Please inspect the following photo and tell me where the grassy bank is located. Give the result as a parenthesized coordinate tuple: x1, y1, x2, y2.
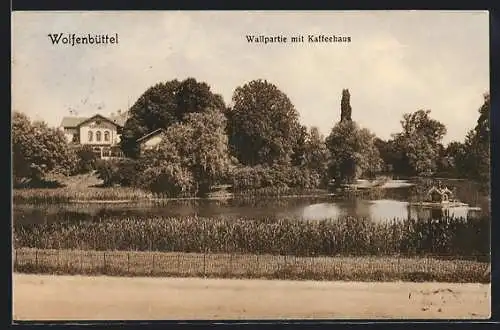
(13, 173, 155, 203)
(13, 187, 332, 204)
(232, 187, 330, 197)
(14, 216, 490, 257)
(14, 248, 490, 283)
(13, 187, 154, 204)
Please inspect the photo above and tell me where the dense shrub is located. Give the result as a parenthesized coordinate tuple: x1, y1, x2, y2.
(71, 146, 98, 175)
(95, 159, 139, 187)
(231, 165, 321, 192)
(136, 163, 196, 197)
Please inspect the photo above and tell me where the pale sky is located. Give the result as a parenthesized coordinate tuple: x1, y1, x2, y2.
(12, 11, 489, 144)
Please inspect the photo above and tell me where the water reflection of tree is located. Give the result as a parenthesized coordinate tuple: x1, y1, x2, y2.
(336, 197, 359, 218)
(355, 200, 371, 219)
(407, 206, 449, 222)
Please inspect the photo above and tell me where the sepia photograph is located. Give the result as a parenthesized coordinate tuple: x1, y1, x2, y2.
(11, 10, 491, 321)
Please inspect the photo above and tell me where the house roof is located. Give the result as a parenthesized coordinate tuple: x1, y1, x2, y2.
(427, 186, 452, 196)
(137, 128, 165, 143)
(61, 112, 128, 128)
(60, 116, 88, 128)
(77, 114, 123, 128)
(440, 187, 453, 195)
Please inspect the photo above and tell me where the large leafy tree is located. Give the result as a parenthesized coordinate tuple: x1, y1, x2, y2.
(326, 120, 382, 184)
(392, 110, 447, 176)
(291, 125, 308, 167)
(12, 111, 74, 182)
(438, 141, 469, 177)
(303, 127, 330, 175)
(289, 126, 330, 187)
(463, 93, 490, 185)
(176, 110, 233, 193)
(120, 78, 226, 158)
(373, 138, 402, 173)
(325, 89, 381, 183)
(138, 109, 232, 196)
(227, 79, 302, 166)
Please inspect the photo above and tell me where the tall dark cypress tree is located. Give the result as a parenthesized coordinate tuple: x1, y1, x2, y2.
(340, 89, 352, 122)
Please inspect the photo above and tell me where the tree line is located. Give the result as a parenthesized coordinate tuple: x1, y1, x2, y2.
(12, 77, 490, 195)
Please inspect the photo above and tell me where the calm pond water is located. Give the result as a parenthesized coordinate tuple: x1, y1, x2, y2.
(14, 179, 489, 225)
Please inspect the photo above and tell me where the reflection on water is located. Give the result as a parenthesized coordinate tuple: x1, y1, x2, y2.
(368, 200, 410, 222)
(380, 180, 415, 188)
(300, 203, 342, 221)
(14, 179, 488, 225)
(14, 198, 484, 225)
(301, 199, 481, 222)
(353, 179, 414, 189)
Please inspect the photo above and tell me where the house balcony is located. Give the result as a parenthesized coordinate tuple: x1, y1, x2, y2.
(69, 144, 126, 159)
(94, 145, 126, 159)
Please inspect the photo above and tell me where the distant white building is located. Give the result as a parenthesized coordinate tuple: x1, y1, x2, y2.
(60, 111, 128, 159)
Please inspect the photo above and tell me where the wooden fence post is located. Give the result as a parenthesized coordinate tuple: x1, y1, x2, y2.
(203, 252, 206, 276)
(14, 250, 18, 269)
(103, 252, 106, 272)
(337, 257, 342, 277)
(229, 254, 233, 274)
(127, 253, 130, 273)
(152, 254, 155, 274)
(35, 250, 38, 268)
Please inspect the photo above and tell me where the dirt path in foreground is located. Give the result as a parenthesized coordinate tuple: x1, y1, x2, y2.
(13, 274, 490, 320)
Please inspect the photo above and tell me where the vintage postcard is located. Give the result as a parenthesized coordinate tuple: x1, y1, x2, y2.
(11, 10, 491, 321)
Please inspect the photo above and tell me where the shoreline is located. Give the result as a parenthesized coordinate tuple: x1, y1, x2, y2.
(14, 193, 338, 205)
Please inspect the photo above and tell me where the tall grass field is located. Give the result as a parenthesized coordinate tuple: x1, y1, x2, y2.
(14, 215, 489, 257)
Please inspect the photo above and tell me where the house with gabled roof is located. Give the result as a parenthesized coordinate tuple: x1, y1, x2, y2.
(136, 128, 165, 152)
(60, 111, 128, 159)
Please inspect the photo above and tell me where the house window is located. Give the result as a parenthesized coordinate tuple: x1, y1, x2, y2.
(104, 131, 110, 142)
(96, 131, 102, 142)
(88, 131, 93, 142)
